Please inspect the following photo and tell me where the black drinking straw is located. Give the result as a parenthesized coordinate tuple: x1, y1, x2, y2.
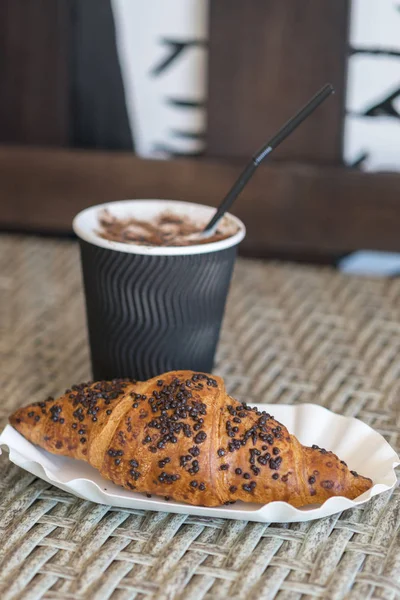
(203, 83, 335, 234)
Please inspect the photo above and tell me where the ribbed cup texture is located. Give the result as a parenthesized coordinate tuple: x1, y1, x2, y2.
(79, 240, 237, 380)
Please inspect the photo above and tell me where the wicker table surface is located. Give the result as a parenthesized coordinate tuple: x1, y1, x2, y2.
(0, 234, 399, 600)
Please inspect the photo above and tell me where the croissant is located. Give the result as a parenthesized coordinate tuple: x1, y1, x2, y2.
(9, 370, 372, 507)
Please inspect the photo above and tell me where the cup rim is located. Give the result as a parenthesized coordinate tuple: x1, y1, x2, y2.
(72, 199, 246, 256)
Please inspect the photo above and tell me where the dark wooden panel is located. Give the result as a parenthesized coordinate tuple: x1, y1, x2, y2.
(207, 0, 349, 164)
(1, 147, 400, 258)
(70, 0, 134, 150)
(0, 0, 70, 146)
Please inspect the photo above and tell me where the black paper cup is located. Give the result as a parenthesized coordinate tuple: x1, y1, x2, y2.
(73, 199, 245, 381)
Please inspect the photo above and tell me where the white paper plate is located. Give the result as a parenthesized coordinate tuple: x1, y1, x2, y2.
(1, 403, 398, 523)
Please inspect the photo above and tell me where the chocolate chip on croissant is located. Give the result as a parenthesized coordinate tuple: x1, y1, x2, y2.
(9, 371, 372, 507)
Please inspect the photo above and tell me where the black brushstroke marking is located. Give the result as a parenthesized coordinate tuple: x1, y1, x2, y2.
(151, 39, 207, 76)
(152, 143, 205, 158)
(170, 129, 206, 140)
(350, 47, 400, 59)
(364, 87, 400, 119)
(167, 98, 206, 109)
(347, 151, 369, 169)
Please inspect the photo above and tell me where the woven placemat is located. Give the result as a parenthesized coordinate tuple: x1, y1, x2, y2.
(0, 234, 399, 600)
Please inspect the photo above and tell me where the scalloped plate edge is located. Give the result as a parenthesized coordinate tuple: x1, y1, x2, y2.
(1, 403, 399, 523)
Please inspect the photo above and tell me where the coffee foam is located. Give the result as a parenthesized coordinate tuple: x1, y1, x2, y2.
(97, 209, 239, 247)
